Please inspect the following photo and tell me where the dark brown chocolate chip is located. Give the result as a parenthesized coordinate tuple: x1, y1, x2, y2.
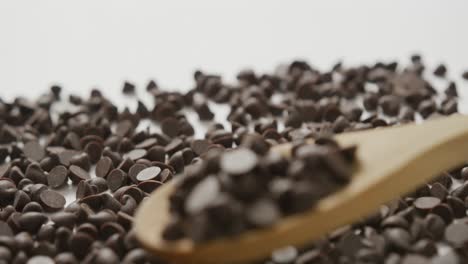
(47, 165, 68, 188)
(137, 180, 163, 193)
(76, 181, 95, 199)
(13, 190, 31, 211)
(430, 182, 448, 200)
(134, 138, 158, 149)
(146, 146, 166, 162)
(432, 203, 454, 224)
(413, 196, 441, 211)
(124, 149, 147, 161)
(168, 151, 185, 174)
(68, 165, 90, 184)
(87, 177, 108, 193)
(185, 176, 220, 215)
(84, 141, 103, 164)
(128, 163, 148, 183)
(446, 196, 465, 218)
(39, 189, 66, 211)
(462, 71, 468, 80)
(412, 239, 437, 257)
(22, 202, 44, 213)
(100, 193, 121, 212)
(122, 81, 136, 95)
(55, 252, 78, 264)
(433, 64, 447, 77)
(25, 163, 47, 185)
(69, 232, 94, 259)
(220, 148, 258, 175)
(96, 157, 114, 178)
(379, 95, 400, 116)
(401, 254, 429, 264)
(445, 222, 468, 246)
(94, 247, 120, 263)
(0, 221, 13, 237)
(191, 139, 211, 156)
(383, 228, 411, 250)
(136, 166, 161, 182)
(271, 246, 298, 264)
(115, 120, 134, 138)
(23, 141, 45, 161)
(69, 152, 91, 171)
(100, 222, 125, 239)
(107, 169, 127, 192)
(246, 198, 280, 227)
(27, 255, 55, 264)
(18, 212, 48, 233)
(159, 168, 173, 183)
(57, 149, 81, 167)
(161, 117, 181, 138)
(50, 212, 77, 229)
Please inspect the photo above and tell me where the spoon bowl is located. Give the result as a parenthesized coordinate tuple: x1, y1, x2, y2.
(135, 114, 468, 264)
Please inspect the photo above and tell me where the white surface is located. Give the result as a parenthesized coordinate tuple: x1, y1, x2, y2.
(1, 0, 468, 102)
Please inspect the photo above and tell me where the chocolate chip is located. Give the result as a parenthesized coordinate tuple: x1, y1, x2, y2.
(137, 180, 163, 193)
(146, 146, 166, 162)
(27, 256, 55, 264)
(430, 182, 448, 200)
(107, 169, 127, 192)
(433, 64, 447, 77)
(122, 81, 135, 95)
(191, 139, 211, 156)
(39, 189, 66, 211)
(220, 148, 258, 175)
(246, 198, 280, 227)
(68, 232, 93, 259)
(161, 117, 181, 138)
(115, 120, 134, 138)
(414, 196, 441, 212)
(401, 254, 429, 264)
(0, 221, 13, 237)
(47, 165, 68, 189)
(185, 176, 221, 215)
(128, 163, 147, 183)
(18, 212, 48, 233)
(76, 181, 95, 199)
(271, 246, 298, 264)
(432, 203, 454, 224)
(23, 141, 45, 162)
(94, 247, 120, 264)
(50, 212, 77, 229)
(462, 71, 468, 80)
(88, 177, 108, 193)
(379, 95, 400, 116)
(134, 138, 158, 150)
(96, 157, 114, 178)
(124, 149, 147, 161)
(135, 166, 161, 182)
(68, 165, 90, 184)
(445, 222, 468, 246)
(168, 151, 185, 173)
(383, 228, 411, 250)
(13, 190, 31, 211)
(84, 142, 103, 164)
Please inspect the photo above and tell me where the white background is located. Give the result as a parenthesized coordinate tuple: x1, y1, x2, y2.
(0, 0, 468, 101)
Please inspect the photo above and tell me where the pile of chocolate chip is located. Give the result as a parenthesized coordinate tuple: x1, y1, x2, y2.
(163, 138, 356, 243)
(0, 55, 467, 264)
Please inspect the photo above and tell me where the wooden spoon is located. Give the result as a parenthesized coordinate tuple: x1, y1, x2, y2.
(135, 114, 468, 264)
